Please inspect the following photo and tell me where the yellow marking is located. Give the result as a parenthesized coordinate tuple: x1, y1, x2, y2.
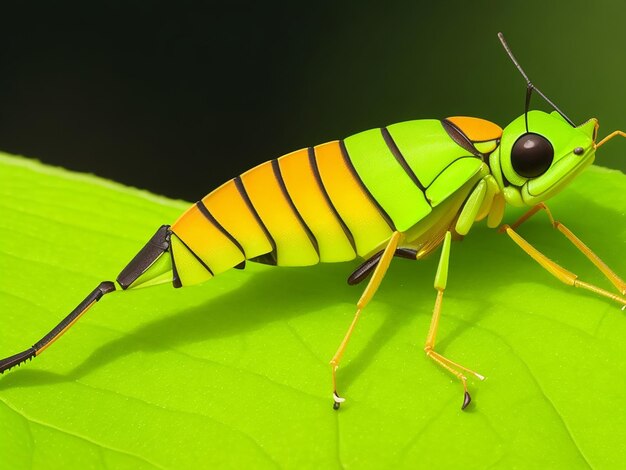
(36, 300, 97, 355)
(315, 141, 392, 257)
(170, 234, 213, 286)
(172, 205, 244, 274)
(446, 116, 503, 142)
(240, 160, 319, 266)
(201, 179, 272, 260)
(474, 139, 498, 154)
(278, 148, 355, 262)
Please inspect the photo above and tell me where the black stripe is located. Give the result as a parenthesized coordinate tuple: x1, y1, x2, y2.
(473, 137, 501, 144)
(196, 200, 247, 258)
(440, 119, 484, 160)
(172, 233, 214, 276)
(381, 127, 426, 192)
(339, 139, 396, 231)
(271, 159, 320, 256)
(168, 229, 183, 287)
(170, 248, 182, 288)
(233, 176, 277, 254)
(308, 147, 357, 254)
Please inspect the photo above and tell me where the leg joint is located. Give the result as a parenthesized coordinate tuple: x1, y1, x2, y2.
(117, 225, 171, 289)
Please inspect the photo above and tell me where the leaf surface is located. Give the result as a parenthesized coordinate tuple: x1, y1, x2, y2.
(1, 153, 625, 469)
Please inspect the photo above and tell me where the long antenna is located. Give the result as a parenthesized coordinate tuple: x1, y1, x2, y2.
(497, 32, 575, 128)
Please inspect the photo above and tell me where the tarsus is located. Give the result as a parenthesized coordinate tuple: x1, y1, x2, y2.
(0, 281, 116, 375)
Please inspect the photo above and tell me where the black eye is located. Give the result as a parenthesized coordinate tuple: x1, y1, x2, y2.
(511, 133, 554, 178)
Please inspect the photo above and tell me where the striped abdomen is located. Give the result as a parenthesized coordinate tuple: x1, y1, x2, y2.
(170, 117, 502, 287)
(170, 141, 394, 286)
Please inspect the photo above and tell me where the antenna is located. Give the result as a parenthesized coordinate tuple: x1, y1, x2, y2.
(497, 32, 575, 128)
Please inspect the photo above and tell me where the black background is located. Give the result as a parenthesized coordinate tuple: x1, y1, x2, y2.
(1, 1, 624, 202)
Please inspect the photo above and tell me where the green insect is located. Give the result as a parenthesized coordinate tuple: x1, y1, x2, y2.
(1, 33, 624, 410)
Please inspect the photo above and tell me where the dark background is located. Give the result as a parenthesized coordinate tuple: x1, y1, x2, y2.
(1, 0, 624, 202)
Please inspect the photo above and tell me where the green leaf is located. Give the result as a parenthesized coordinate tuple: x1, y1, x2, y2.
(0, 153, 624, 469)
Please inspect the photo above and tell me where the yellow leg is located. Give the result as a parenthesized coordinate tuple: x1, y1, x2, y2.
(505, 203, 625, 295)
(501, 224, 626, 306)
(424, 231, 484, 410)
(330, 231, 402, 409)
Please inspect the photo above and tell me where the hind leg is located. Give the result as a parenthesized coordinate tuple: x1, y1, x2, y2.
(330, 231, 402, 409)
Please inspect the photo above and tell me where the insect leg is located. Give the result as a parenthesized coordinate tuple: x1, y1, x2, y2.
(423, 231, 485, 410)
(0, 282, 117, 374)
(330, 231, 402, 409)
(505, 203, 625, 295)
(0, 225, 172, 375)
(501, 224, 626, 306)
(347, 247, 417, 285)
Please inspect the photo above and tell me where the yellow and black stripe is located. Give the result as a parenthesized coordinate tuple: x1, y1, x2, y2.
(170, 141, 394, 286)
(170, 117, 502, 287)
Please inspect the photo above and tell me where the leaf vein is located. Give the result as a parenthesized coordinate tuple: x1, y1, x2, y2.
(0, 396, 166, 470)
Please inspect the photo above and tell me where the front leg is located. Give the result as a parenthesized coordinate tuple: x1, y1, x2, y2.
(500, 223, 626, 307)
(503, 203, 625, 296)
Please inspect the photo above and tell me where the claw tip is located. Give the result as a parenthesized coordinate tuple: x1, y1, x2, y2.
(462, 391, 472, 410)
(332, 391, 345, 410)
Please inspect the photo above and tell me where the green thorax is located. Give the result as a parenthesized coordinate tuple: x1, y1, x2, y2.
(344, 120, 485, 232)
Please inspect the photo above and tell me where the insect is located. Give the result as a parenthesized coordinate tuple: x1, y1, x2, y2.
(1, 33, 624, 411)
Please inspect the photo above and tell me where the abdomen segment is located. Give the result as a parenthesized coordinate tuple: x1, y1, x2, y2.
(170, 141, 395, 286)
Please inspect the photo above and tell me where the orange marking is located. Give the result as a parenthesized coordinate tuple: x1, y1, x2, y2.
(240, 160, 319, 266)
(315, 141, 392, 256)
(278, 148, 355, 262)
(172, 205, 244, 274)
(201, 179, 273, 260)
(446, 116, 502, 142)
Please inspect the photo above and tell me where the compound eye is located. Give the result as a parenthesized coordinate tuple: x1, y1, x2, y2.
(510, 133, 554, 178)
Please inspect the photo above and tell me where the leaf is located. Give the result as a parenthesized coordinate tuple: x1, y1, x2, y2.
(0, 153, 625, 469)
